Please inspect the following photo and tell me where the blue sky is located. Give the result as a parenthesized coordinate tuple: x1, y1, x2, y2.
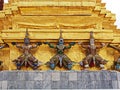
(4, 0, 120, 29)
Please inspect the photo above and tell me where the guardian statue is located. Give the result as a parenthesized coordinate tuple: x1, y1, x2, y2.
(79, 31, 107, 69)
(44, 30, 75, 70)
(12, 30, 42, 70)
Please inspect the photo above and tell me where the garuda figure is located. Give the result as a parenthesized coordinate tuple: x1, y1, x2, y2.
(12, 30, 42, 70)
(44, 30, 75, 70)
(79, 31, 107, 69)
(108, 44, 120, 70)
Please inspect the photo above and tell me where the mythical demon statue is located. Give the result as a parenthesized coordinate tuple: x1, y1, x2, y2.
(12, 30, 42, 70)
(44, 30, 75, 70)
(79, 31, 107, 69)
(108, 44, 120, 70)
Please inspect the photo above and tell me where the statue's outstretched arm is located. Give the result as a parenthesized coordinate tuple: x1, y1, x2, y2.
(11, 42, 22, 49)
(65, 42, 76, 49)
(96, 43, 109, 49)
(108, 44, 120, 52)
(44, 42, 56, 48)
(16, 44, 23, 49)
(78, 42, 88, 48)
(31, 42, 42, 49)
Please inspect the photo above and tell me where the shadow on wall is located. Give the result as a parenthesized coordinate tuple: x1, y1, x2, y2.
(0, 0, 4, 10)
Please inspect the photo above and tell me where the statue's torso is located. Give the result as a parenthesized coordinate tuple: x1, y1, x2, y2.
(56, 45, 65, 54)
(22, 45, 32, 55)
(88, 45, 97, 55)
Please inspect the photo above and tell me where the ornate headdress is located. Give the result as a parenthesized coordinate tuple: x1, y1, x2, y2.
(90, 31, 95, 46)
(24, 29, 30, 45)
(58, 29, 64, 44)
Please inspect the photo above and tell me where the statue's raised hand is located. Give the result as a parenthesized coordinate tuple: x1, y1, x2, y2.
(101, 43, 110, 47)
(44, 42, 50, 44)
(11, 42, 16, 45)
(69, 42, 76, 46)
(78, 42, 82, 45)
(37, 42, 42, 46)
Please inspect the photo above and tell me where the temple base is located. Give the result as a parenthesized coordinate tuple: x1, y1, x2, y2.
(0, 70, 119, 89)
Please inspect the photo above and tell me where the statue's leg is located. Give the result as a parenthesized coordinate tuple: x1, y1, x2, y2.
(62, 54, 73, 70)
(13, 54, 24, 70)
(32, 58, 39, 70)
(114, 57, 120, 70)
(13, 54, 23, 62)
(17, 63, 21, 70)
(27, 54, 39, 70)
(49, 54, 59, 70)
(16, 59, 22, 70)
(83, 55, 92, 68)
(80, 57, 85, 67)
(17, 54, 25, 67)
(95, 55, 107, 69)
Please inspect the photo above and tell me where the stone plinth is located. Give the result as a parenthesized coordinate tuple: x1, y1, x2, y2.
(0, 70, 120, 89)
